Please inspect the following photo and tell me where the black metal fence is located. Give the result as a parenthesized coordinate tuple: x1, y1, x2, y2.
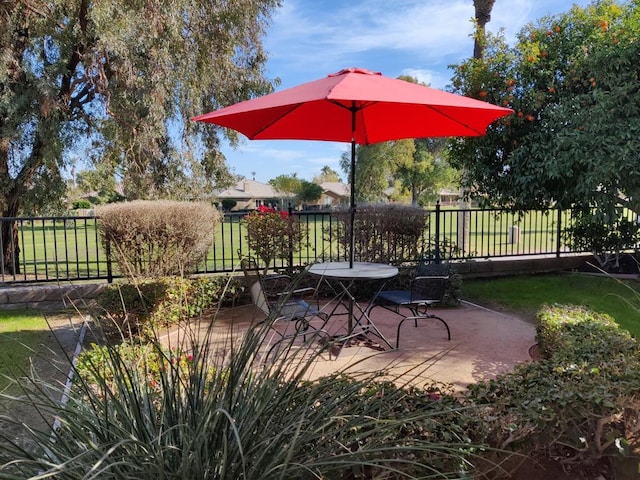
(0, 205, 585, 284)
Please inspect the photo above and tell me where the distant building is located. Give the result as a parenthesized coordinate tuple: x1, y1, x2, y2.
(217, 179, 293, 211)
(316, 182, 350, 208)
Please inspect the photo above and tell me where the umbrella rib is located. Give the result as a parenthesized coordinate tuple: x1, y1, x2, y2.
(425, 105, 485, 135)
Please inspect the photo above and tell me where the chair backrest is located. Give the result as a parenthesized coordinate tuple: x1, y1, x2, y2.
(412, 258, 450, 303)
(411, 276, 447, 303)
(416, 260, 450, 277)
(240, 257, 270, 315)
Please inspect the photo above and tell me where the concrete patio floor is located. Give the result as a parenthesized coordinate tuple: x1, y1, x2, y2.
(161, 299, 537, 393)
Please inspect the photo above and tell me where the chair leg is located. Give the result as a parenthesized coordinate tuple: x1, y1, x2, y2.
(396, 314, 451, 349)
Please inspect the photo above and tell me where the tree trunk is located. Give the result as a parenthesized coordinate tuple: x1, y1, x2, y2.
(1, 192, 21, 275)
(462, 0, 497, 255)
(473, 0, 496, 59)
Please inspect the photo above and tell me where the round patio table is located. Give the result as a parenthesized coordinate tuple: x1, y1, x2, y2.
(308, 261, 398, 348)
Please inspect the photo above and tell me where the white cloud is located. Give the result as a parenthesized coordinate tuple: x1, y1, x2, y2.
(266, 0, 478, 82)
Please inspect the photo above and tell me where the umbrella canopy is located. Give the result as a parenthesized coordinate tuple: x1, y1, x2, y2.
(193, 67, 512, 266)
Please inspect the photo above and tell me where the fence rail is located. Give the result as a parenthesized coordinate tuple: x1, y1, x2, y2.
(0, 205, 587, 284)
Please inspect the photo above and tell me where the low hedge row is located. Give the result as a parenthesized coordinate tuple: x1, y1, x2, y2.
(467, 304, 640, 475)
(95, 275, 244, 337)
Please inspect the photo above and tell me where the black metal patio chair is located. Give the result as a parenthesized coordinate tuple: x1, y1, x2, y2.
(368, 258, 452, 349)
(240, 256, 330, 360)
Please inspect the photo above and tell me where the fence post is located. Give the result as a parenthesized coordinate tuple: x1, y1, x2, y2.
(288, 203, 294, 274)
(556, 206, 563, 258)
(434, 200, 441, 263)
(106, 238, 113, 283)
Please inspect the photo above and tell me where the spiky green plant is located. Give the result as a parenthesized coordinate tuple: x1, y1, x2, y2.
(0, 275, 481, 479)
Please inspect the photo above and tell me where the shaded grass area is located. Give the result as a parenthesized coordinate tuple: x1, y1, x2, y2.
(0, 310, 49, 391)
(462, 273, 640, 337)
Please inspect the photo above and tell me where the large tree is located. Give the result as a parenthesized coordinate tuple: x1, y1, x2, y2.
(0, 0, 279, 272)
(312, 165, 341, 183)
(340, 140, 414, 203)
(396, 139, 458, 206)
(449, 0, 639, 221)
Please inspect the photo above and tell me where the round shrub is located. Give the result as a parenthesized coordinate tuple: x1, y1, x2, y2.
(97, 200, 220, 278)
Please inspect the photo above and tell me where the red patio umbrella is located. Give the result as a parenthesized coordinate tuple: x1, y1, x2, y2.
(193, 67, 512, 267)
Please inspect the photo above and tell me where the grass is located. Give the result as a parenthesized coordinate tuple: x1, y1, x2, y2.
(462, 272, 640, 337)
(0, 310, 49, 390)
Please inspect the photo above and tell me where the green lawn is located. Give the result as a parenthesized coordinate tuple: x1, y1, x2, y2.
(0, 310, 50, 391)
(462, 273, 640, 337)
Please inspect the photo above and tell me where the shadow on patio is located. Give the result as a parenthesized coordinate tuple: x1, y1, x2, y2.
(159, 299, 537, 393)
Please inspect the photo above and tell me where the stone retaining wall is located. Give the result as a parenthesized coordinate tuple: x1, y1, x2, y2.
(454, 254, 592, 279)
(0, 283, 106, 311)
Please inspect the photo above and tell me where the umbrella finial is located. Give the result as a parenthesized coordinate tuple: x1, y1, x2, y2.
(328, 67, 382, 77)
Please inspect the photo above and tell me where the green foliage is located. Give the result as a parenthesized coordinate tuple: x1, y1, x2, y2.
(95, 275, 244, 336)
(564, 212, 640, 268)
(98, 200, 220, 278)
(0, 0, 278, 220)
(221, 198, 237, 211)
(312, 165, 341, 183)
(396, 138, 458, 206)
(268, 173, 301, 195)
(297, 180, 323, 204)
(71, 199, 92, 210)
(243, 205, 307, 271)
(468, 304, 640, 469)
(449, 1, 640, 220)
(341, 140, 415, 203)
(332, 204, 428, 264)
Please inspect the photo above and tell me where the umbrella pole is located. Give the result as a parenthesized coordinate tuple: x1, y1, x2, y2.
(349, 104, 357, 269)
(349, 138, 356, 268)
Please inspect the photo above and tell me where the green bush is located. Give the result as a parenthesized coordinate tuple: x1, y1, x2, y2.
(72, 199, 92, 209)
(97, 200, 220, 278)
(243, 205, 307, 272)
(95, 275, 244, 336)
(220, 198, 237, 211)
(467, 304, 640, 473)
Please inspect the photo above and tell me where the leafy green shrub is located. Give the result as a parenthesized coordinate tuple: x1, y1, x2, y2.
(536, 304, 637, 360)
(563, 213, 640, 270)
(331, 204, 428, 264)
(97, 200, 220, 278)
(95, 275, 244, 336)
(220, 198, 237, 211)
(467, 304, 640, 473)
(95, 280, 168, 336)
(72, 199, 92, 209)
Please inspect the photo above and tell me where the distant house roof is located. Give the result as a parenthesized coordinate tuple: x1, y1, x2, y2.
(320, 182, 350, 197)
(217, 179, 291, 200)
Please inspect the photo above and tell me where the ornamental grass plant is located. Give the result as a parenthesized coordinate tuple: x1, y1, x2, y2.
(0, 273, 480, 479)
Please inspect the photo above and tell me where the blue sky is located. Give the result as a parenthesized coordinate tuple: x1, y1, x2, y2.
(219, 0, 593, 184)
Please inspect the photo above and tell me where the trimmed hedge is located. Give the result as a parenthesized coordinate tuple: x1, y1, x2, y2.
(97, 200, 220, 278)
(467, 304, 640, 474)
(95, 275, 244, 337)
